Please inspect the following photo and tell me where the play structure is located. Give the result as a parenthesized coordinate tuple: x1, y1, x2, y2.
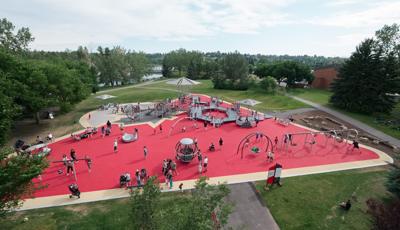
(122, 99, 177, 122)
(122, 130, 138, 143)
(281, 128, 359, 153)
(174, 95, 266, 129)
(175, 138, 199, 162)
(236, 132, 274, 159)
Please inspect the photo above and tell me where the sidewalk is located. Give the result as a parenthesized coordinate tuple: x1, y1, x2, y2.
(288, 95, 400, 148)
(225, 182, 280, 230)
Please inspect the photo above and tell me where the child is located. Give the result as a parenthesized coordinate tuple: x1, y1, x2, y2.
(267, 151, 274, 162)
(203, 156, 208, 172)
(114, 139, 118, 153)
(198, 162, 203, 175)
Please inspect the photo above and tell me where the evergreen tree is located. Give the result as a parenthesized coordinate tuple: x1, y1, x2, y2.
(330, 38, 400, 114)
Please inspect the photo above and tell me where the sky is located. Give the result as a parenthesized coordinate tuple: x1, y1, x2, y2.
(1, 0, 400, 57)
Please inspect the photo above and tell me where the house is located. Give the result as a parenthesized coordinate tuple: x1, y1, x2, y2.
(311, 67, 338, 90)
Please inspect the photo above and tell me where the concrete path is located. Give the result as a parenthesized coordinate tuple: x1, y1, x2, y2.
(225, 182, 280, 230)
(288, 95, 400, 148)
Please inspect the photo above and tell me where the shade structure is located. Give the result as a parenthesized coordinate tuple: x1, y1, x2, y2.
(166, 77, 200, 93)
(166, 77, 200, 86)
(238, 99, 261, 107)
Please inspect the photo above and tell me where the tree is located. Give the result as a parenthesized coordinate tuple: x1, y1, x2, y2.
(375, 23, 400, 57)
(130, 176, 161, 229)
(386, 167, 400, 199)
(330, 38, 400, 114)
(0, 18, 34, 52)
(213, 52, 249, 90)
(127, 52, 151, 83)
(260, 76, 278, 93)
(0, 148, 48, 216)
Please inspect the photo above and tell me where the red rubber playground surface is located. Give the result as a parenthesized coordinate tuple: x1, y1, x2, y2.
(32, 105, 379, 198)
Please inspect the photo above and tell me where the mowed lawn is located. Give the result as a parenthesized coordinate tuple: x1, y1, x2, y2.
(255, 168, 389, 230)
(143, 80, 308, 111)
(288, 88, 400, 140)
(2, 169, 388, 230)
(0, 192, 192, 230)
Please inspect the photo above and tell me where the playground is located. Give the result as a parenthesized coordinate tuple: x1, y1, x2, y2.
(24, 94, 392, 209)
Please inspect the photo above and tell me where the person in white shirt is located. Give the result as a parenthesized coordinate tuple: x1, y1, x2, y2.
(114, 139, 118, 153)
(203, 156, 209, 172)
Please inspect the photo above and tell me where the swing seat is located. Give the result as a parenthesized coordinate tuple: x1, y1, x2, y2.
(251, 146, 260, 153)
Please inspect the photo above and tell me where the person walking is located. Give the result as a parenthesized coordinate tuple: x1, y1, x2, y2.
(114, 139, 118, 153)
(159, 124, 163, 133)
(267, 151, 274, 162)
(219, 137, 223, 150)
(203, 156, 208, 172)
(197, 150, 203, 163)
(171, 160, 178, 175)
(135, 169, 141, 187)
(107, 120, 112, 129)
(167, 170, 173, 189)
(198, 162, 203, 175)
(143, 146, 148, 159)
(274, 136, 278, 149)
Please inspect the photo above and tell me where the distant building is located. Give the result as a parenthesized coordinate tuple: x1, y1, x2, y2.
(311, 67, 338, 90)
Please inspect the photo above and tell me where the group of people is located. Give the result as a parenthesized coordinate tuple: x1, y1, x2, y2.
(162, 159, 178, 189)
(61, 149, 92, 176)
(196, 151, 209, 174)
(120, 168, 148, 188)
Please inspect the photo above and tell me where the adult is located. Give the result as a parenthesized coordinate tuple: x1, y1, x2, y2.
(171, 160, 178, 175)
(66, 160, 74, 176)
(47, 133, 53, 142)
(219, 137, 223, 149)
(159, 124, 163, 133)
(198, 162, 203, 175)
(36, 135, 43, 144)
(203, 156, 208, 172)
(62, 154, 68, 167)
(209, 143, 215, 152)
(70, 149, 77, 162)
(106, 120, 112, 129)
(351, 140, 360, 152)
(339, 199, 352, 211)
(204, 121, 208, 130)
(197, 151, 203, 163)
(274, 136, 278, 149)
(167, 170, 173, 189)
(135, 169, 141, 187)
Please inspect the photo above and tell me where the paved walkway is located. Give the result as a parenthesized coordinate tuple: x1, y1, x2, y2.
(225, 183, 280, 230)
(288, 95, 400, 148)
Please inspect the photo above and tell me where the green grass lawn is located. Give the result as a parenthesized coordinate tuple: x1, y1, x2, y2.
(144, 80, 308, 111)
(288, 88, 333, 105)
(255, 168, 389, 230)
(0, 192, 191, 230)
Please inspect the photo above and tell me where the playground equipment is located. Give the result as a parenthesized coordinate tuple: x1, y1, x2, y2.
(236, 132, 274, 159)
(281, 129, 359, 153)
(185, 95, 265, 128)
(175, 138, 199, 163)
(122, 131, 138, 143)
(122, 100, 176, 122)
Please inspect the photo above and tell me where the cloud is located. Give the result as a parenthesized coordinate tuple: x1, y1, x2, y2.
(0, 0, 293, 50)
(313, 1, 400, 28)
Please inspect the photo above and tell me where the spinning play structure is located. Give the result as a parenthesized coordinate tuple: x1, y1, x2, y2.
(21, 93, 393, 210)
(175, 138, 199, 162)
